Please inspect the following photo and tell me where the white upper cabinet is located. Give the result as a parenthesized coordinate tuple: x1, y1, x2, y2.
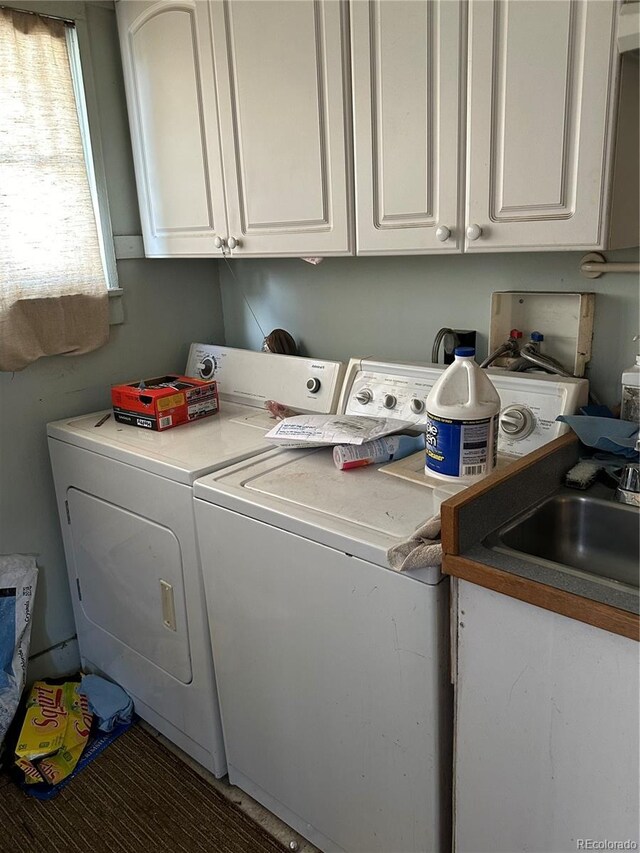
(465, 0, 620, 252)
(117, 0, 352, 258)
(117, 0, 635, 258)
(351, 0, 464, 254)
(209, 0, 352, 256)
(116, 0, 228, 257)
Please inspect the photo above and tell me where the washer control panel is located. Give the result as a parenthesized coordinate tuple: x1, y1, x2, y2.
(339, 359, 588, 458)
(186, 344, 345, 413)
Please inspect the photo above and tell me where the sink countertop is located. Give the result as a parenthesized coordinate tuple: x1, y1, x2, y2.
(441, 433, 640, 641)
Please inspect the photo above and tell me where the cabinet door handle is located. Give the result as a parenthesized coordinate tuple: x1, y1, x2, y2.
(213, 236, 226, 250)
(227, 236, 240, 250)
(435, 225, 451, 242)
(466, 223, 483, 241)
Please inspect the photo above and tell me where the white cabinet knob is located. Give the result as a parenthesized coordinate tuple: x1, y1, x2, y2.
(227, 236, 239, 249)
(213, 236, 225, 250)
(435, 225, 451, 242)
(466, 223, 483, 241)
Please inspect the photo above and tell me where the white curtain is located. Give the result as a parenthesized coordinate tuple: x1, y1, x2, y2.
(0, 7, 108, 372)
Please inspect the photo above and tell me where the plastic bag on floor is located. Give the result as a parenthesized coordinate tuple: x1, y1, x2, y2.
(0, 555, 38, 753)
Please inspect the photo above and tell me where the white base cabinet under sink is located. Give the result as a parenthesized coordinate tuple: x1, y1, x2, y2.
(453, 581, 639, 853)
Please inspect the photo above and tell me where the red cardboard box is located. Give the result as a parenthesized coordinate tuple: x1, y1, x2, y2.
(111, 374, 219, 431)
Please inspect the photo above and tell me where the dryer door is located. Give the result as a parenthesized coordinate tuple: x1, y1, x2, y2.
(67, 488, 192, 684)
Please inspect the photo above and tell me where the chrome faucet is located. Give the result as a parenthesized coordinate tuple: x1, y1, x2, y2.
(613, 462, 640, 506)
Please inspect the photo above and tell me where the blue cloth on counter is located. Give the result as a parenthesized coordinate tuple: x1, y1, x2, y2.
(556, 415, 639, 459)
(578, 404, 615, 419)
(79, 674, 134, 732)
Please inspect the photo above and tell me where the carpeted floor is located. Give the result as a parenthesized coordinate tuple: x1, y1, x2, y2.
(0, 724, 286, 853)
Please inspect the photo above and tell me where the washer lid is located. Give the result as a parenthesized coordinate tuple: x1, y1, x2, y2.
(194, 447, 439, 577)
(47, 404, 277, 484)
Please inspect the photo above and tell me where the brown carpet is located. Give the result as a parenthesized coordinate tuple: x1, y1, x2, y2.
(0, 724, 286, 853)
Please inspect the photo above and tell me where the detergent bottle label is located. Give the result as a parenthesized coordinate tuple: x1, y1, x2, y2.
(426, 413, 497, 478)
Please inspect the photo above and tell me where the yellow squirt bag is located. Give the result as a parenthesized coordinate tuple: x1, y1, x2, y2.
(15, 680, 93, 785)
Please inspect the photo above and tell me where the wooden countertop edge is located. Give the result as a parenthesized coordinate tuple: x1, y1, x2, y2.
(443, 554, 640, 642)
(441, 433, 578, 555)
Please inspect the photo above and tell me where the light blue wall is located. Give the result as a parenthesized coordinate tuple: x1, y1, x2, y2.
(0, 3, 222, 674)
(220, 249, 640, 409)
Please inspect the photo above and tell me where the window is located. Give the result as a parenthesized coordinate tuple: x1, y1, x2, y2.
(0, 6, 116, 371)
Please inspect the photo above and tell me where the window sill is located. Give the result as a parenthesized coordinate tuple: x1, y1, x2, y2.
(108, 288, 124, 325)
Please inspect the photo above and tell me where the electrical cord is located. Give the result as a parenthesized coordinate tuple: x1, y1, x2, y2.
(431, 327, 455, 363)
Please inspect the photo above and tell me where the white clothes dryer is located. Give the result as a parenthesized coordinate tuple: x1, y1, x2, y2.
(47, 345, 344, 776)
(193, 359, 588, 849)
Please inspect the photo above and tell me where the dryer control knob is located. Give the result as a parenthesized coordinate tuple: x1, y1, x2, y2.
(306, 377, 321, 393)
(198, 357, 215, 379)
(383, 394, 397, 410)
(500, 405, 534, 439)
(355, 389, 373, 405)
(410, 398, 425, 414)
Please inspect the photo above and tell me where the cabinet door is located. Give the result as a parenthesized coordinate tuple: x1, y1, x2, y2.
(454, 582, 640, 852)
(67, 488, 192, 684)
(116, 0, 227, 256)
(465, 0, 617, 252)
(351, 0, 464, 254)
(210, 0, 352, 257)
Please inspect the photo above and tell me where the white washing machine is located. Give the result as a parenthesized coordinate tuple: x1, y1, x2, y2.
(47, 345, 344, 776)
(193, 359, 588, 850)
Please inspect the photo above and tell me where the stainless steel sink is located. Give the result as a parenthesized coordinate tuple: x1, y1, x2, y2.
(485, 491, 640, 591)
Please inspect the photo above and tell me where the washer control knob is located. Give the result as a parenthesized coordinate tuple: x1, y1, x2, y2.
(198, 357, 215, 379)
(383, 394, 397, 410)
(355, 389, 373, 405)
(306, 377, 321, 394)
(500, 405, 534, 439)
(410, 398, 425, 414)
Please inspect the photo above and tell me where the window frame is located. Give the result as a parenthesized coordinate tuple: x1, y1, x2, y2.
(2, 0, 120, 292)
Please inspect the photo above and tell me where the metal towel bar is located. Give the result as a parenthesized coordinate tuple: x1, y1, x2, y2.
(580, 252, 640, 278)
